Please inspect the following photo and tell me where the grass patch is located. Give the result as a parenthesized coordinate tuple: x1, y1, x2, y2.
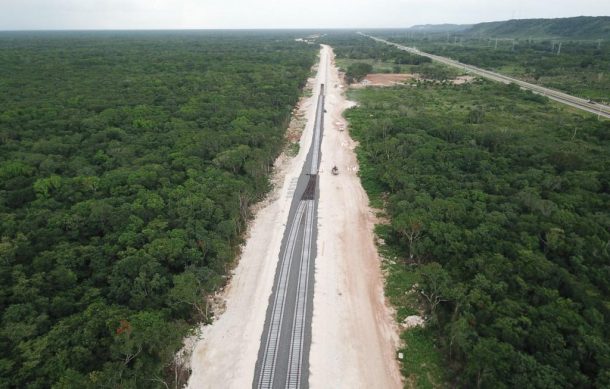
(287, 142, 300, 157)
(399, 327, 446, 389)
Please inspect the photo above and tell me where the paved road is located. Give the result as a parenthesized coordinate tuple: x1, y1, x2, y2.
(361, 33, 610, 119)
(253, 78, 327, 387)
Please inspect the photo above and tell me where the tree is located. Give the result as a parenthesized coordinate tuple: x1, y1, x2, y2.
(418, 262, 452, 319)
(168, 271, 210, 322)
(346, 62, 373, 83)
(393, 213, 423, 263)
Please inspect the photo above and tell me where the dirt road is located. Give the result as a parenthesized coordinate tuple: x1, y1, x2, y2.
(308, 46, 402, 389)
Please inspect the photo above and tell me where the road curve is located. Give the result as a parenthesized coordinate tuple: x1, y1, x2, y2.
(254, 57, 328, 388)
(361, 33, 610, 119)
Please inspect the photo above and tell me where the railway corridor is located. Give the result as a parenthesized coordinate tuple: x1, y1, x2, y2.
(253, 75, 326, 388)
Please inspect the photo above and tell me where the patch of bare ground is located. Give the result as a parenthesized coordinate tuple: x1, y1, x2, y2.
(352, 73, 416, 88)
(351, 73, 476, 88)
(452, 75, 476, 85)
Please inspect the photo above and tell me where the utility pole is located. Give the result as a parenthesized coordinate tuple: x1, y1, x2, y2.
(494, 38, 498, 50)
(597, 39, 602, 50)
(557, 42, 562, 55)
(512, 39, 516, 51)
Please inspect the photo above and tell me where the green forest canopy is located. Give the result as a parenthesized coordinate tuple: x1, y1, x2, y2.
(0, 31, 317, 388)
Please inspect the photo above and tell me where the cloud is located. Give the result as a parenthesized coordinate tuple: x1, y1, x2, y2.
(0, 0, 608, 30)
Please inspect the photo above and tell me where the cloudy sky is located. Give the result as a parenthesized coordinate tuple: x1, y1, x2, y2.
(1, 0, 609, 30)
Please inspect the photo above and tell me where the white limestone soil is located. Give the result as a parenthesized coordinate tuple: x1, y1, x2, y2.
(186, 47, 327, 389)
(308, 46, 402, 389)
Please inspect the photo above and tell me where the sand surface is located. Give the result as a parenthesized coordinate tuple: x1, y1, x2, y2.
(308, 46, 402, 388)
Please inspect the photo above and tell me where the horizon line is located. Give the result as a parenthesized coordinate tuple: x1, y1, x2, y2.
(1, 15, 608, 33)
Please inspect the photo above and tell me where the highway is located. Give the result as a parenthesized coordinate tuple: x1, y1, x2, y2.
(253, 68, 327, 387)
(361, 33, 610, 119)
